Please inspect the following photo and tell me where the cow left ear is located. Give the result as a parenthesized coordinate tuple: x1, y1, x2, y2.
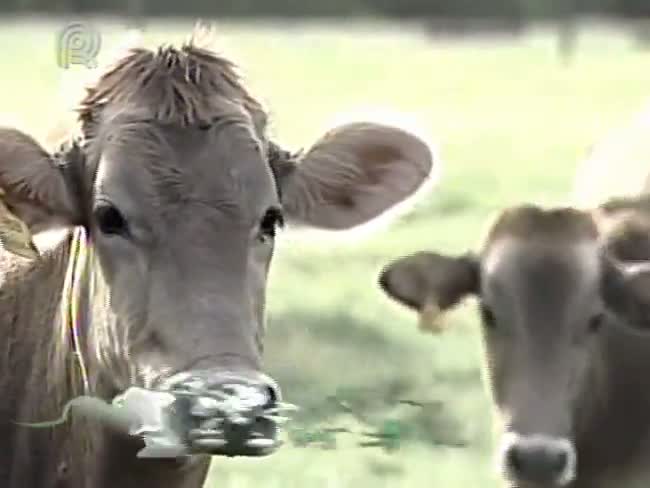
(272, 121, 436, 230)
(0, 127, 83, 259)
(378, 251, 479, 334)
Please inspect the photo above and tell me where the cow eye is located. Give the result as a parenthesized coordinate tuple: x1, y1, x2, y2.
(94, 203, 129, 237)
(588, 312, 605, 334)
(480, 303, 497, 329)
(258, 206, 284, 242)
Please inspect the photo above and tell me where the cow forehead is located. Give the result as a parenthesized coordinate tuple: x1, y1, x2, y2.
(481, 238, 603, 331)
(94, 119, 277, 222)
(482, 237, 600, 291)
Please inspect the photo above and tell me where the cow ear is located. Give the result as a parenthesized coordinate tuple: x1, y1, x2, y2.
(378, 251, 479, 335)
(601, 255, 650, 332)
(273, 121, 436, 231)
(0, 127, 82, 259)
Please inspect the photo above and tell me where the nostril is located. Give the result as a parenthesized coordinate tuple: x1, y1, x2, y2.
(263, 376, 282, 404)
(264, 385, 278, 407)
(507, 445, 524, 474)
(551, 449, 569, 474)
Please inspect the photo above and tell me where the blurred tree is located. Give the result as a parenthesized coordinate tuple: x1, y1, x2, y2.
(616, 0, 650, 17)
(556, 0, 579, 65)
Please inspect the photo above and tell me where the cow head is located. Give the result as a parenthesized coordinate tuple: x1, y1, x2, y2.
(0, 38, 436, 458)
(378, 203, 650, 486)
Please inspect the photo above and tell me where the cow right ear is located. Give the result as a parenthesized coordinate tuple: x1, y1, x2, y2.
(0, 127, 82, 259)
(600, 255, 650, 332)
(378, 251, 479, 334)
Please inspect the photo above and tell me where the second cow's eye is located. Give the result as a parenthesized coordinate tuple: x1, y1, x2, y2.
(587, 312, 605, 334)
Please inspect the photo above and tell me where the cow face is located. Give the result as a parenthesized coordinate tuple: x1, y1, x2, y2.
(0, 41, 436, 458)
(378, 204, 650, 486)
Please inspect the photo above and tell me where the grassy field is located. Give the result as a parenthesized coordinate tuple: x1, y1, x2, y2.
(1, 16, 649, 487)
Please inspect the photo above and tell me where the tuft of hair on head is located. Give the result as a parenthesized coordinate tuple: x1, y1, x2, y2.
(186, 20, 268, 126)
(281, 106, 441, 248)
(484, 204, 599, 248)
(74, 27, 262, 139)
(45, 27, 146, 149)
(186, 20, 219, 51)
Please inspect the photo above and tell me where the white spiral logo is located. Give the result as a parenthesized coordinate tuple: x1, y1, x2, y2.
(56, 22, 101, 69)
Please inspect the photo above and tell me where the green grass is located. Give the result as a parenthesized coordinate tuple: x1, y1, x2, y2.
(2, 17, 649, 487)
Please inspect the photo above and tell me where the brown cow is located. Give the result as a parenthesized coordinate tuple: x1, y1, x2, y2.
(378, 200, 650, 488)
(0, 32, 436, 488)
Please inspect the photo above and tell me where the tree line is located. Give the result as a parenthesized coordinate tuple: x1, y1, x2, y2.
(3, 0, 649, 20)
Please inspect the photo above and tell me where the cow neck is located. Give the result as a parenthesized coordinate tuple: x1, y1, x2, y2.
(61, 226, 94, 394)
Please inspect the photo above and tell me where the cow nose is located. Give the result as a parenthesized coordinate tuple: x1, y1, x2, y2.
(504, 435, 576, 486)
(165, 370, 289, 457)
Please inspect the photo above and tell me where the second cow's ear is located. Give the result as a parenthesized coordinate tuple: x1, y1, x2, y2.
(598, 215, 650, 332)
(378, 251, 479, 334)
(600, 254, 650, 332)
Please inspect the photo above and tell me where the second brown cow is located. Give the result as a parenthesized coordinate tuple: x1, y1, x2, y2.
(379, 198, 650, 488)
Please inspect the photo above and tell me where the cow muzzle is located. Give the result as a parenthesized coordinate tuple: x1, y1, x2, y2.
(122, 370, 294, 458)
(499, 432, 576, 487)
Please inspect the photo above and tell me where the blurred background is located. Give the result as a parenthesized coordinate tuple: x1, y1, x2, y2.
(1, 1, 649, 487)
